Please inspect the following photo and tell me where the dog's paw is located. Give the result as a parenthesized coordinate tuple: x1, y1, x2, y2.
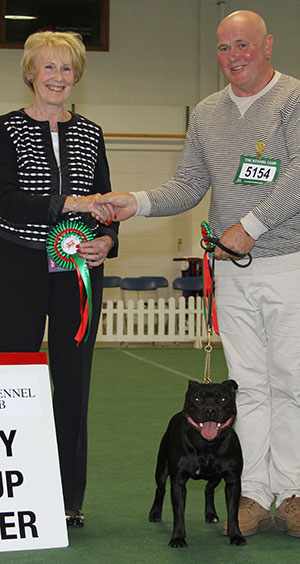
(148, 510, 162, 522)
(168, 537, 187, 548)
(205, 512, 219, 524)
(229, 535, 247, 546)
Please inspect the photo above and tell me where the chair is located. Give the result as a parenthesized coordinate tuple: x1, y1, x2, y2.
(103, 276, 122, 303)
(139, 276, 169, 298)
(103, 276, 122, 288)
(139, 276, 168, 288)
(120, 277, 157, 302)
(172, 276, 203, 297)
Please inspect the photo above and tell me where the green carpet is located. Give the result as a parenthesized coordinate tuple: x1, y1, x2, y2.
(1, 348, 299, 563)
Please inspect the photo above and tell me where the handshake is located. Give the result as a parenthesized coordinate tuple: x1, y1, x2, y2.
(64, 191, 137, 224)
(92, 191, 138, 223)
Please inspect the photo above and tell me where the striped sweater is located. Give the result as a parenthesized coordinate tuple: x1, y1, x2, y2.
(0, 110, 118, 252)
(138, 73, 300, 259)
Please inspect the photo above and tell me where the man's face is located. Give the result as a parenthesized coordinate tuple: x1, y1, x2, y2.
(217, 18, 273, 97)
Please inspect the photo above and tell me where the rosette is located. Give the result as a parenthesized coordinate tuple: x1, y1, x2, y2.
(46, 220, 94, 345)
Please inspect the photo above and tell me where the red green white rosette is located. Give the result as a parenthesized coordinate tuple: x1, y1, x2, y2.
(46, 220, 94, 345)
(47, 219, 94, 269)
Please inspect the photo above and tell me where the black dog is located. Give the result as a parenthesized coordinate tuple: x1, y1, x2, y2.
(149, 379, 246, 547)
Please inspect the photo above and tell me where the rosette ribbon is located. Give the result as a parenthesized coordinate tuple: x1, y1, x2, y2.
(46, 220, 94, 345)
(200, 221, 219, 335)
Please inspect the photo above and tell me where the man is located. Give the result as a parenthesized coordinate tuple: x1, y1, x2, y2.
(95, 11, 300, 537)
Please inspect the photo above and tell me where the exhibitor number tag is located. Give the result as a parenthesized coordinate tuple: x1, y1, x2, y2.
(234, 155, 281, 185)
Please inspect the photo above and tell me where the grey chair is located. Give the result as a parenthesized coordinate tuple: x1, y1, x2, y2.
(139, 276, 169, 298)
(103, 276, 122, 303)
(172, 276, 203, 297)
(103, 276, 122, 288)
(139, 276, 168, 288)
(120, 277, 157, 301)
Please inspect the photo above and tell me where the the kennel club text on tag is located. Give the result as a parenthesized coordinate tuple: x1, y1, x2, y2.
(0, 353, 68, 552)
(234, 155, 281, 185)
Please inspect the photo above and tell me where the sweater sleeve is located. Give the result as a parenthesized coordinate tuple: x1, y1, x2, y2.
(143, 109, 211, 217)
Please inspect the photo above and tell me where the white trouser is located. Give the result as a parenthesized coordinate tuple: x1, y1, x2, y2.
(214, 252, 300, 510)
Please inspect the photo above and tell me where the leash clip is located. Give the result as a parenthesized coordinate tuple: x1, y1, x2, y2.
(203, 327, 213, 384)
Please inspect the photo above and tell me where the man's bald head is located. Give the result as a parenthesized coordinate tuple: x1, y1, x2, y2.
(217, 10, 268, 42)
(216, 10, 273, 96)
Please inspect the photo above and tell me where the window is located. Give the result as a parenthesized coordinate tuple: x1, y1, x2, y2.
(0, 0, 109, 50)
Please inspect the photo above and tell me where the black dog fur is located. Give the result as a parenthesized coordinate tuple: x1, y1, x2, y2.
(148, 379, 246, 547)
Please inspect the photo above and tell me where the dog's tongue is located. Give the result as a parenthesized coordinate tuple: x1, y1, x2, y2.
(201, 421, 218, 440)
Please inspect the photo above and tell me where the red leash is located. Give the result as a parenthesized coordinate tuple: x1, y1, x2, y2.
(203, 252, 219, 336)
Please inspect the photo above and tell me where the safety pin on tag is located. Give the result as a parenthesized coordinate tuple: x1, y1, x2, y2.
(256, 140, 266, 160)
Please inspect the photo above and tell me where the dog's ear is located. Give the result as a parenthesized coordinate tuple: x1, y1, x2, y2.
(188, 379, 199, 390)
(225, 379, 238, 392)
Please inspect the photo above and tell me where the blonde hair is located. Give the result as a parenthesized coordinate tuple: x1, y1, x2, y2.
(21, 31, 86, 89)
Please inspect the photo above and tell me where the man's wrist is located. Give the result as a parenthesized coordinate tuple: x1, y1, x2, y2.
(240, 212, 268, 240)
(130, 191, 151, 216)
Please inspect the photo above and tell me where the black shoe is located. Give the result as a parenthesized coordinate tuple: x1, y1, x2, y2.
(66, 511, 85, 527)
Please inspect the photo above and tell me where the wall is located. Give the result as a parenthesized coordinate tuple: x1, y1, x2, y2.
(0, 0, 299, 292)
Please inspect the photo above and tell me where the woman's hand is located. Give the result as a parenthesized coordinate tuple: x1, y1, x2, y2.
(77, 235, 114, 266)
(63, 194, 114, 224)
(91, 192, 137, 222)
(63, 192, 135, 224)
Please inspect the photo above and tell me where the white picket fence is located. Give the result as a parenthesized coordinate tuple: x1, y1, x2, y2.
(96, 296, 206, 348)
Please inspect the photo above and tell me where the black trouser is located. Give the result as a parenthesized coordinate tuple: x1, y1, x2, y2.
(0, 237, 103, 510)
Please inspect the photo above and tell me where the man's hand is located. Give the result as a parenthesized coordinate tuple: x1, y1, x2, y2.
(92, 192, 137, 222)
(214, 222, 255, 261)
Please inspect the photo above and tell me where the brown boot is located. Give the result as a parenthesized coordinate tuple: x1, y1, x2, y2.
(222, 496, 273, 536)
(274, 495, 300, 537)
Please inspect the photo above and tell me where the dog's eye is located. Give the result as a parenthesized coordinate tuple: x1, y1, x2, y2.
(194, 396, 200, 402)
(220, 396, 227, 403)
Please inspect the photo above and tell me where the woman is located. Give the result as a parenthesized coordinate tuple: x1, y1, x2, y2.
(0, 31, 119, 526)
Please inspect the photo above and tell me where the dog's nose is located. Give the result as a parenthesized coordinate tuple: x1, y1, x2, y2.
(205, 407, 216, 418)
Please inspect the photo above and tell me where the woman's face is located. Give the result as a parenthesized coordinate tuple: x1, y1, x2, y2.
(31, 48, 75, 110)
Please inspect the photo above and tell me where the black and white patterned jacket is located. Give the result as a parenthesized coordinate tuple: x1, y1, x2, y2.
(0, 110, 118, 253)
